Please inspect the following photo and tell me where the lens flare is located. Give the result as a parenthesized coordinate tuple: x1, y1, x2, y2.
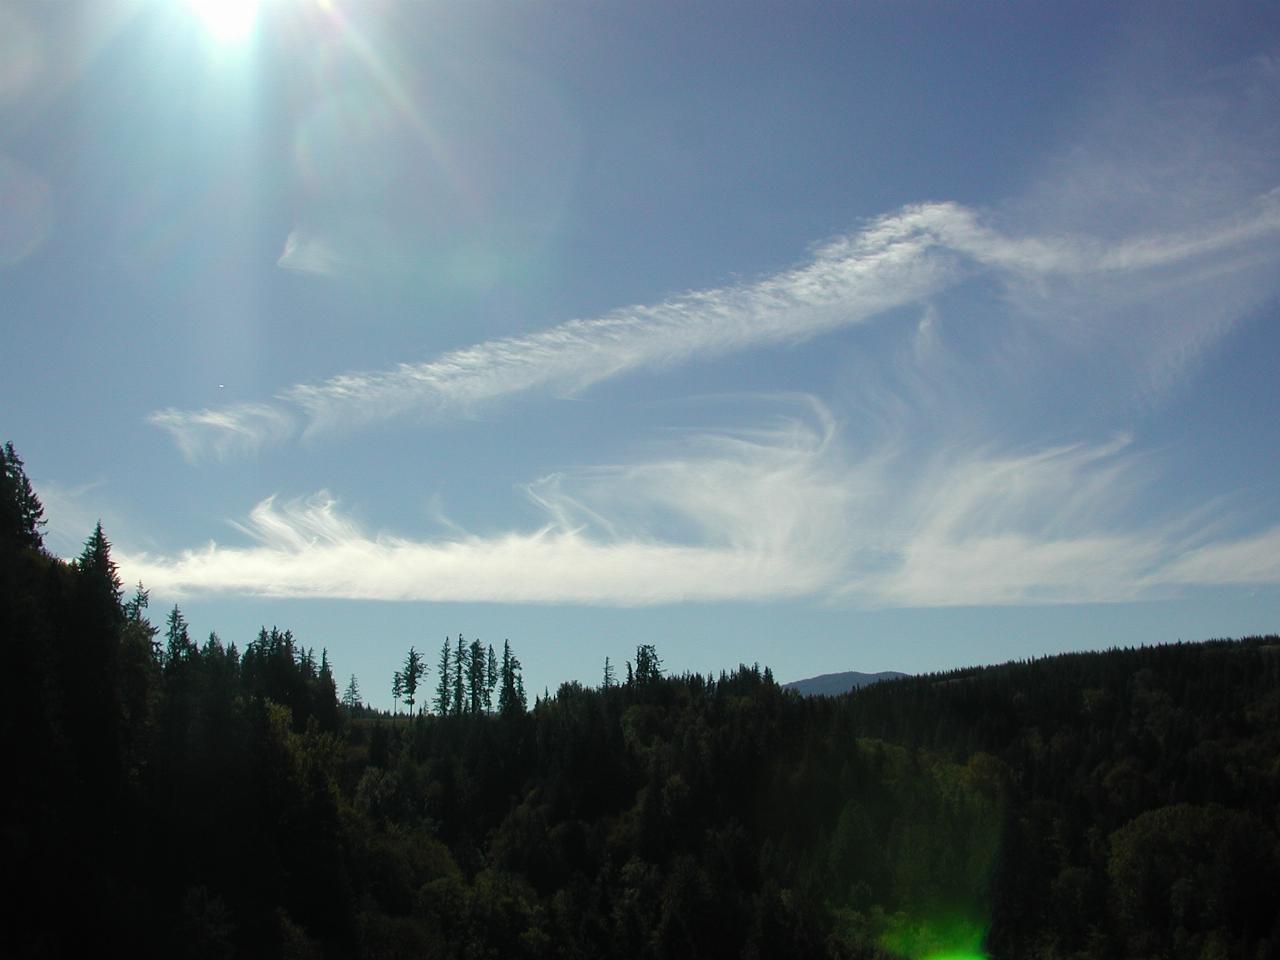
(880, 913, 988, 960)
(187, 0, 260, 43)
(0, 155, 53, 266)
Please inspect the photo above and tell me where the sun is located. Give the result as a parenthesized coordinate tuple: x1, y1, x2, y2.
(187, 0, 261, 43)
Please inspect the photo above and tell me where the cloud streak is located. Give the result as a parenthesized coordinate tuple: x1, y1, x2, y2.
(149, 403, 298, 462)
(151, 192, 1280, 460)
(277, 228, 347, 277)
(124, 401, 858, 603)
(122, 404, 1280, 607)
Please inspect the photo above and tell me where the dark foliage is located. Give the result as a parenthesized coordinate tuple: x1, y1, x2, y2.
(3, 441, 1278, 959)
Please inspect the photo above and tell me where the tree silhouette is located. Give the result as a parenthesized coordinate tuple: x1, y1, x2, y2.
(485, 644, 498, 713)
(77, 521, 123, 620)
(498, 640, 526, 716)
(164, 604, 193, 667)
(342, 674, 361, 710)
(452, 634, 466, 718)
(122, 581, 159, 658)
(0, 440, 45, 550)
(436, 639, 452, 716)
(634, 643, 662, 686)
(402, 647, 424, 716)
(467, 638, 486, 714)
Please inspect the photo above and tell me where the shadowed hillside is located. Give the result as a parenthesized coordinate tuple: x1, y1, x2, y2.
(3, 442, 1279, 959)
(784, 670, 909, 696)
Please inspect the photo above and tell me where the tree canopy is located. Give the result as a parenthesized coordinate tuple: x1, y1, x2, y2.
(4, 439, 1279, 959)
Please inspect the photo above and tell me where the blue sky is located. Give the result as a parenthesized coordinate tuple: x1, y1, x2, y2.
(4, 1, 1280, 705)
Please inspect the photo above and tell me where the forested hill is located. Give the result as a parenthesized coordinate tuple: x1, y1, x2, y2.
(3, 441, 1279, 960)
(784, 670, 909, 696)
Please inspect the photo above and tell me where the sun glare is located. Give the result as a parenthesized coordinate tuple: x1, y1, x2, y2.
(187, 0, 260, 43)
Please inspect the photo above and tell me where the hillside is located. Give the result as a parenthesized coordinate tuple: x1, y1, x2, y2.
(783, 669, 909, 696)
(4, 445, 1279, 959)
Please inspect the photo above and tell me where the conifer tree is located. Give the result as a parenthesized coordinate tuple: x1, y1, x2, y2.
(485, 644, 498, 713)
(467, 638, 485, 714)
(435, 639, 452, 716)
(342, 674, 361, 710)
(634, 643, 662, 686)
(498, 640, 526, 716)
(122, 581, 160, 659)
(452, 634, 466, 717)
(402, 647, 424, 716)
(0, 441, 45, 550)
(603, 656, 616, 688)
(391, 670, 402, 716)
(78, 521, 123, 619)
(164, 604, 192, 668)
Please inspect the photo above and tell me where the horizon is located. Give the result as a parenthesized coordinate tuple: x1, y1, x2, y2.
(5, 1, 1279, 708)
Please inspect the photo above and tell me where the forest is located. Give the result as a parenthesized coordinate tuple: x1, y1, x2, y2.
(3, 440, 1279, 960)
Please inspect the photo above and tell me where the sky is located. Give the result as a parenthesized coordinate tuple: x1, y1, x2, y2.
(4, 0, 1280, 706)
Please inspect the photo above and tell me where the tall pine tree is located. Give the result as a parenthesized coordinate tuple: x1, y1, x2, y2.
(342, 674, 361, 710)
(402, 647, 424, 717)
(77, 521, 123, 622)
(436, 639, 452, 716)
(498, 640, 526, 716)
(0, 441, 45, 550)
(467, 638, 485, 714)
(452, 634, 466, 718)
(484, 644, 498, 713)
(164, 604, 193, 668)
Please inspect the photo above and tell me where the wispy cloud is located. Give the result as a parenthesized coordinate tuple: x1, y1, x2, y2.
(852, 436, 1280, 607)
(855, 438, 1160, 606)
(279, 203, 960, 435)
(123, 401, 859, 603)
(121, 401, 1280, 606)
(32, 478, 113, 558)
(130, 40, 1280, 609)
(277, 228, 347, 277)
(151, 189, 1280, 460)
(1160, 526, 1280, 586)
(148, 403, 297, 462)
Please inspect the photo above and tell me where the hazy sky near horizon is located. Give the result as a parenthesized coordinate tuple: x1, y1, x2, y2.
(4, 1, 1280, 703)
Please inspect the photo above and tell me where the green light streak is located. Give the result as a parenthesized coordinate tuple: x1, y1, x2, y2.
(879, 912, 987, 960)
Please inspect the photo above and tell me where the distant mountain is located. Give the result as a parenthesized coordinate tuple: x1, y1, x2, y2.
(783, 670, 909, 696)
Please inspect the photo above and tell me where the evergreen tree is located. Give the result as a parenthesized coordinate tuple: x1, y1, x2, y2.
(402, 647, 424, 716)
(164, 604, 193, 667)
(122, 581, 148, 620)
(391, 670, 402, 716)
(452, 634, 466, 717)
(342, 674, 361, 710)
(467, 638, 485, 715)
(202, 631, 225, 660)
(435, 639, 452, 716)
(485, 644, 498, 713)
(634, 643, 662, 686)
(0, 440, 45, 550)
(123, 580, 160, 659)
(77, 521, 123, 619)
(603, 656, 616, 688)
(498, 640, 526, 716)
